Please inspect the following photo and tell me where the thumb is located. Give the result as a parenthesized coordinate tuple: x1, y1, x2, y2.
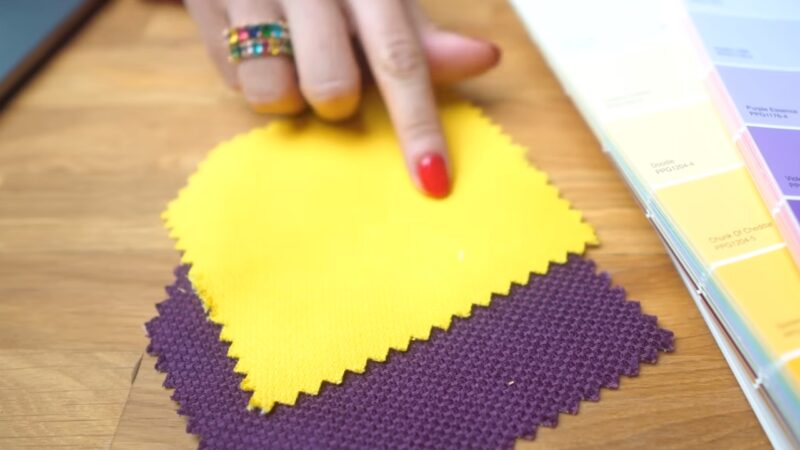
(405, 1, 501, 83)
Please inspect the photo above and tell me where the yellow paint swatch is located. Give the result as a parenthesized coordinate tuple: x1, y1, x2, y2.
(164, 91, 597, 411)
(715, 248, 800, 358)
(605, 102, 741, 188)
(785, 358, 800, 393)
(655, 169, 783, 265)
(570, 40, 706, 121)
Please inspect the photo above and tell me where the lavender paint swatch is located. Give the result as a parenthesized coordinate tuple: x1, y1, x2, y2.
(688, 6, 800, 265)
(791, 200, 800, 220)
(147, 256, 674, 450)
(749, 126, 800, 196)
(717, 66, 800, 128)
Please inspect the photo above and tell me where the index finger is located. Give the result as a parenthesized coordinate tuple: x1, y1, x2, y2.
(346, 0, 451, 198)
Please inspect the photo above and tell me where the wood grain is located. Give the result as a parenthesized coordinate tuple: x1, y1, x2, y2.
(0, 0, 770, 448)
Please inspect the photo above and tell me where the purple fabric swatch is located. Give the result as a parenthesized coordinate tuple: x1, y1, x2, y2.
(147, 256, 674, 450)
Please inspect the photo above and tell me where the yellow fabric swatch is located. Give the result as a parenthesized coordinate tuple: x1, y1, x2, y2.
(164, 91, 597, 411)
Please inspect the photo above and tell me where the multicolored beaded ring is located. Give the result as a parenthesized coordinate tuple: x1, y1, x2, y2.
(225, 21, 292, 62)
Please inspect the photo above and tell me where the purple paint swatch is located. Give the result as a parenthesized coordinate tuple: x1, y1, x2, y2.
(147, 256, 674, 450)
(690, 10, 800, 265)
(717, 66, 800, 128)
(790, 200, 800, 221)
(749, 126, 800, 197)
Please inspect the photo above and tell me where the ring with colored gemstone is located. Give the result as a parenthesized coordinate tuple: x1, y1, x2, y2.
(225, 21, 292, 62)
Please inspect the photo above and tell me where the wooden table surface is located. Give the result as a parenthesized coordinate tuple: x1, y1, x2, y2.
(0, 0, 772, 448)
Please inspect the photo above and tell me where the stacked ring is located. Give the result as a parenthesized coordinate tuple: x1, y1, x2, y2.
(225, 22, 292, 62)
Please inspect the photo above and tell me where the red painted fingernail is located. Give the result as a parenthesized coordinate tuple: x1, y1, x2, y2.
(416, 152, 450, 198)
(489, 42, 502, 64)
(472, 37, 502, 64)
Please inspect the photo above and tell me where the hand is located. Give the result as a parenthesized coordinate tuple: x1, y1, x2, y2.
(185, 0, 500, 198)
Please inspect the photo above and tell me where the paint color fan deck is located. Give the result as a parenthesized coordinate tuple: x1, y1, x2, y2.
(509, 0, 800, 447)
(685, 2, 800, 271)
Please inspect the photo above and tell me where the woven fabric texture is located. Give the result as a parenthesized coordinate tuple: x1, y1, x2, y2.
(147, 256, 673, 450)
(163, 90, 596, 410)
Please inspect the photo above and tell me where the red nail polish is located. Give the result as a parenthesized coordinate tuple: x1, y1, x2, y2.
(470, 36, 502, 63)
(489, 42, 502, 64)
(417, 153, 450, 198)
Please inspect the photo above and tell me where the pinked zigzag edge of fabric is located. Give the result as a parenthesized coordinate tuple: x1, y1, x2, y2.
(161, 99, 599, 410)
(145, 257, 673, 449)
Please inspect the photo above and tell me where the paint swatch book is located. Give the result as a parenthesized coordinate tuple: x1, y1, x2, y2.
(509, 0, 800, 447)
(683, 1, 800, 271)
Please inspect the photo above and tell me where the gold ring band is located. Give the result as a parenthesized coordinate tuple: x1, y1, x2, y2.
(225, 22, 292, 62)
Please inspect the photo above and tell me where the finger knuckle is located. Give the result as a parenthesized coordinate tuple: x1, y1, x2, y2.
(401, 117, 440, 144)
(376, 36, 424, 79)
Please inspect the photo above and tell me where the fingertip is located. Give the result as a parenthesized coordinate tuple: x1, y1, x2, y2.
(486, 41, 502, 67)
(250, 94, 306, 115)
(310, 90, 361, 121)
(424, 30, 502, 83)
(414, 151, 451, 199)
